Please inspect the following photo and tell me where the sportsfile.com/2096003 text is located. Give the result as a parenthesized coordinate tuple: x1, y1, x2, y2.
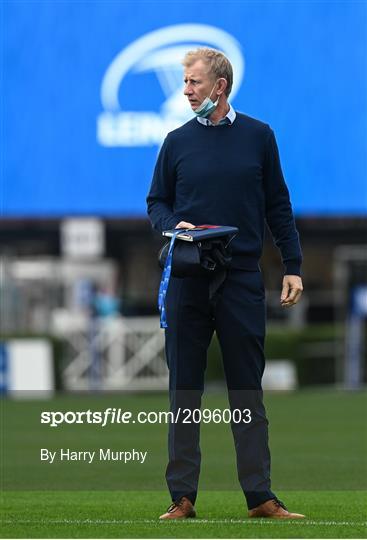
(40, 408, 252, 427)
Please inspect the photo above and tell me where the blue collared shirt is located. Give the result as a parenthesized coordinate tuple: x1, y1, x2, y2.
(196, 103, 236, 126)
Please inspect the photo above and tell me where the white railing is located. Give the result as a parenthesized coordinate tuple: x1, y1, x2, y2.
(52, 313, 167, 391)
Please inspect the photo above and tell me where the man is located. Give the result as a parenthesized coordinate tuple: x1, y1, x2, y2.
(146, 48, 304, 520)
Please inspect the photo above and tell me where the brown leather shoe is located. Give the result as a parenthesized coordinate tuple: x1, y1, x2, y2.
(159, 496, 196, 520)
(249, 498, 305, 519)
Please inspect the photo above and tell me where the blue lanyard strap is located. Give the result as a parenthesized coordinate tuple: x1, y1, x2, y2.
(158, 230, 180, 329)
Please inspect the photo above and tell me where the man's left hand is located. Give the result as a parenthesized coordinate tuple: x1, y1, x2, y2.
(280, 275, 303, 307)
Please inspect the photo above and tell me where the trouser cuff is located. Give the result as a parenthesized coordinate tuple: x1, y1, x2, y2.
(171, 491, 197, 505)
(245, 490, 276, 510)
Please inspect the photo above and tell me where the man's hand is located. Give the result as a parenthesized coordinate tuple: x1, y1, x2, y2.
(280, 275, 303, 307)
(175, 221, 196, 229)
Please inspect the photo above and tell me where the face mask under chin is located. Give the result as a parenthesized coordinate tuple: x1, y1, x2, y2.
(193, 81, 220, 118)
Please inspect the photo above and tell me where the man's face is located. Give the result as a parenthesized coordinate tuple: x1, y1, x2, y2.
(183, 59, 217, 110)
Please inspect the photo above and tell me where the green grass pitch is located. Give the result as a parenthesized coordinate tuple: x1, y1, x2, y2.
(1, 389, 367, 538)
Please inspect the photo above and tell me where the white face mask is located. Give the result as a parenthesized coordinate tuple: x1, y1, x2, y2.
(193, 81, 220, 118)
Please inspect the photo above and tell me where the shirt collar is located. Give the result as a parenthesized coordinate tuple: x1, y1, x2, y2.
(196, 103, 236, 127)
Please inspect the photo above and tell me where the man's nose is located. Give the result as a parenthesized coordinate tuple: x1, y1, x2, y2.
(183, 84, 192, 95)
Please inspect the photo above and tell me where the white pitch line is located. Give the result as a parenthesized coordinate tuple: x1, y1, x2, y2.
(2, 519, 367, 526)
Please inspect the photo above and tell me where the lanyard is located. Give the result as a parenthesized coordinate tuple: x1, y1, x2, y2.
(158, 230, 180, 329)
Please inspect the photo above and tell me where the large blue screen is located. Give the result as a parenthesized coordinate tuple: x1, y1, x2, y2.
(3, 1, 366, 216)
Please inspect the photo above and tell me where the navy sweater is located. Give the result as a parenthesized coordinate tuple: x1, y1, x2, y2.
(146, 112, 302, 275)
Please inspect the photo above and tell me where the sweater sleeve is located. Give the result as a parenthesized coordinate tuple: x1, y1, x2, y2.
(263, 129, 303, 276)
(146, 136, 179, 232)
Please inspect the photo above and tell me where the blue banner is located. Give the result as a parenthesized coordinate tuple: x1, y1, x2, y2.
(3, 1, 366, 216)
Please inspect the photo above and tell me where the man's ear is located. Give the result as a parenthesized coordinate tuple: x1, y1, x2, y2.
(217, 78, 228, 96)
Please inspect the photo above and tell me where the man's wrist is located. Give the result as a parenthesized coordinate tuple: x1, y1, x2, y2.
(284, 260, 302, 277)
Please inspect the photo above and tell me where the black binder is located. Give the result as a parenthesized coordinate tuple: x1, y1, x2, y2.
(162, 225, 238, 242)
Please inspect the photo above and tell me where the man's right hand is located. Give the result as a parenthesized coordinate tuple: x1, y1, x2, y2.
(175, 221, 196, 229)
